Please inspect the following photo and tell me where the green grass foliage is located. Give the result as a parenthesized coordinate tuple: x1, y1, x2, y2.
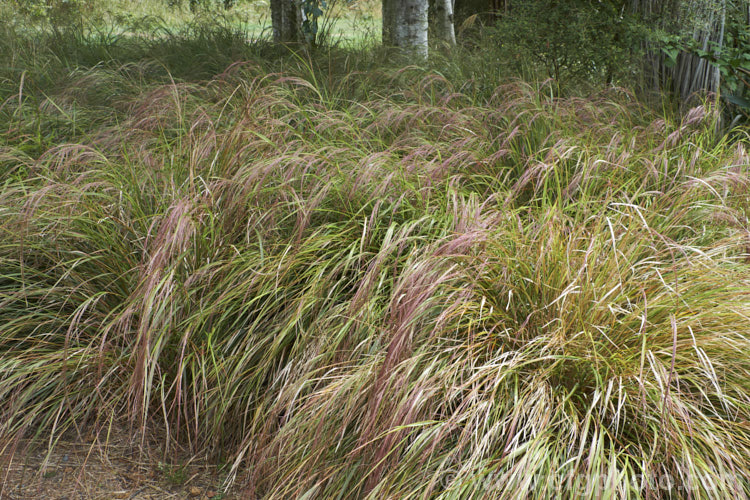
(2, 8, 750, 498)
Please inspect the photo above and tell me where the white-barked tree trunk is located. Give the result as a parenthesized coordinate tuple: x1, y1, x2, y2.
(382, 0, 429, 59)
(432, 0, 456, 46)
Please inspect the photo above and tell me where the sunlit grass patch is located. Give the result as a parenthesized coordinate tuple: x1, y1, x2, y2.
(1, 17, 750, 497)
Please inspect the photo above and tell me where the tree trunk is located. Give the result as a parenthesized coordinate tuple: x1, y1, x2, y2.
(270, 0, 302, 43)
(431, 0, 456, 46)
(382, 0, 396, 46)
(382, 0, 429, 58)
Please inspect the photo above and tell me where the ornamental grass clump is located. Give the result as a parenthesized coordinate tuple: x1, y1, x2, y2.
(1, 26, 750, 497)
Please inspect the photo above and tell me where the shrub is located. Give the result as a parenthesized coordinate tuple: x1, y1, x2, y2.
(487, 0, 644, 87)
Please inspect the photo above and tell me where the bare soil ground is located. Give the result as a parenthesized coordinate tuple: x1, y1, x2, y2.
(0, 426, 240, 500)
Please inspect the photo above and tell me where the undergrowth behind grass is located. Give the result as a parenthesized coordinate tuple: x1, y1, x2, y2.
(2, 10, 750, 499)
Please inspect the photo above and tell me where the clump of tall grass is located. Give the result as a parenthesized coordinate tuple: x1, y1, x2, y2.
(2, 20, 750, 497)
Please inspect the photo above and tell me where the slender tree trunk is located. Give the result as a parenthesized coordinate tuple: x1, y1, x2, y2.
(382, 0, 429, 58)
(271, 0, 283, 41)
(431, 0, 456, 46)
(270, 0, 302, 43)
(382, 0, 396, 46)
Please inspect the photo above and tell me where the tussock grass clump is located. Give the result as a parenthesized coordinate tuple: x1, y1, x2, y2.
(1, 23, 750, 497)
